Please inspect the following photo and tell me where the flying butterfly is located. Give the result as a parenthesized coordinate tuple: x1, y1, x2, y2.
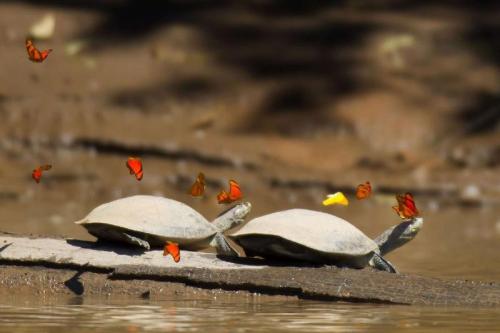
(392, 193, 419, 219)
(217, 179, 243, 204)
(26, 38, 52, 63)
(322, 192, 349, 206)
(188, 172, 206, 197)
(32, 164, 52, 183)
(126, 157, 143, 181)
(356, 181, 372, 200)
(163, 241, 180, 263)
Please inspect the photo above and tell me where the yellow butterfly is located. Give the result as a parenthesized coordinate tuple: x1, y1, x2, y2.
(322, 192, 349, 206)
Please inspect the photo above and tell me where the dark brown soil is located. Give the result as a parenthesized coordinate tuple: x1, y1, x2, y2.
(0, 264, 292, 302)
(1, 260, 500, 306)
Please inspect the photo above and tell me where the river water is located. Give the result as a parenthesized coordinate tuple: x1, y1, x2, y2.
(0, 298, 499, 333)
(0, 197, 499, 332)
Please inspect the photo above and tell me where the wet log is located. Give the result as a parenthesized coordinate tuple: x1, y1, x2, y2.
(0, 234, 498, 306)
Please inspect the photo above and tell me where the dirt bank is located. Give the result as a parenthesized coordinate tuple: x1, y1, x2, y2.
(1, 235, 500, 306)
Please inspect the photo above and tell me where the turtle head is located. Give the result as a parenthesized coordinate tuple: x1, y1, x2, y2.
(211, 202, 252, 232)
(399, 216, 423, 240)
(374, 217, 424, 256)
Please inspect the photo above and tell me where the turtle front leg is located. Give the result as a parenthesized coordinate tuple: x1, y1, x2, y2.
(210, 232, 239, 257)
(122, 232, 151, 250)
(369, 253, 398, 274)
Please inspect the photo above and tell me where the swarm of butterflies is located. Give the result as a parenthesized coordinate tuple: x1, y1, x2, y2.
(32, 156, 242, 263)
(322, 181, 420, 219)
(125, 158, 240, 200)
(27, 38, 420, 264)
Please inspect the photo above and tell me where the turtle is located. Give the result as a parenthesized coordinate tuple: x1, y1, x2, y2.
(75, 195, 252, 256)
(225, 209, 423, 273)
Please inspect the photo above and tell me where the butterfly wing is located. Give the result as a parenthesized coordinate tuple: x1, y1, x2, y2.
(356, 181, 372, 200)
(402, 193, 419, 217)
(393, 194, 405, 218)
(217, 190, 230, 204)
(189, 172, 205, 197)
(26, 39, 51, 62)
(126, 160, 134, 175)
(26, 39, 37, 60)
(392, 205, 403, 218)
(393, 193, 419, 218)
(322, 192, 349, 206)
(227, 180, 242, 201)
(217, 180, 242, 203)
(32, 167, 42, 183)
(126, 158, 134, 174)
(126, 157, 143, 181)
(39, 49, 52, 61)
(163, 242, 180, 263)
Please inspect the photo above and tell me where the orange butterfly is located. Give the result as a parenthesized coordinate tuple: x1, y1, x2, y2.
(126, 157, 143, 181)
(392, 193, 419, 219)
(26, 39, 52, 63)
(217, 180, 243, 204)
(163, 241, 180, 263)
(32, 164, 52, 183)
(188, 172, 206, 197)
(356, 181, 372, 200)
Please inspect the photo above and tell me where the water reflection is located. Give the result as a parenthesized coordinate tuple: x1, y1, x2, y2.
(0, 298, 499, 333)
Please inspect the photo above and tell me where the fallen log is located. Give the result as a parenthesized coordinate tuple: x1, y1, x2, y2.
(0, 234, 498, 306)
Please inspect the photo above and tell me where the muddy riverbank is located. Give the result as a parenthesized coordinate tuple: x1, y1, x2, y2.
(1, 234, 499, 306)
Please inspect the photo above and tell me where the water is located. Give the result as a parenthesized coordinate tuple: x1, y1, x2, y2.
(0, 193, 499, 332)
(0, 298, 499, 333)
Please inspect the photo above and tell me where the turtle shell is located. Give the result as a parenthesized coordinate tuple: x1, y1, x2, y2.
(229, 209, 378, 266)
(76, 195, 217, 245)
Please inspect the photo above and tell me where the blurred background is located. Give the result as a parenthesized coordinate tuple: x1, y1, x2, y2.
(0, 0, 498, 280)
